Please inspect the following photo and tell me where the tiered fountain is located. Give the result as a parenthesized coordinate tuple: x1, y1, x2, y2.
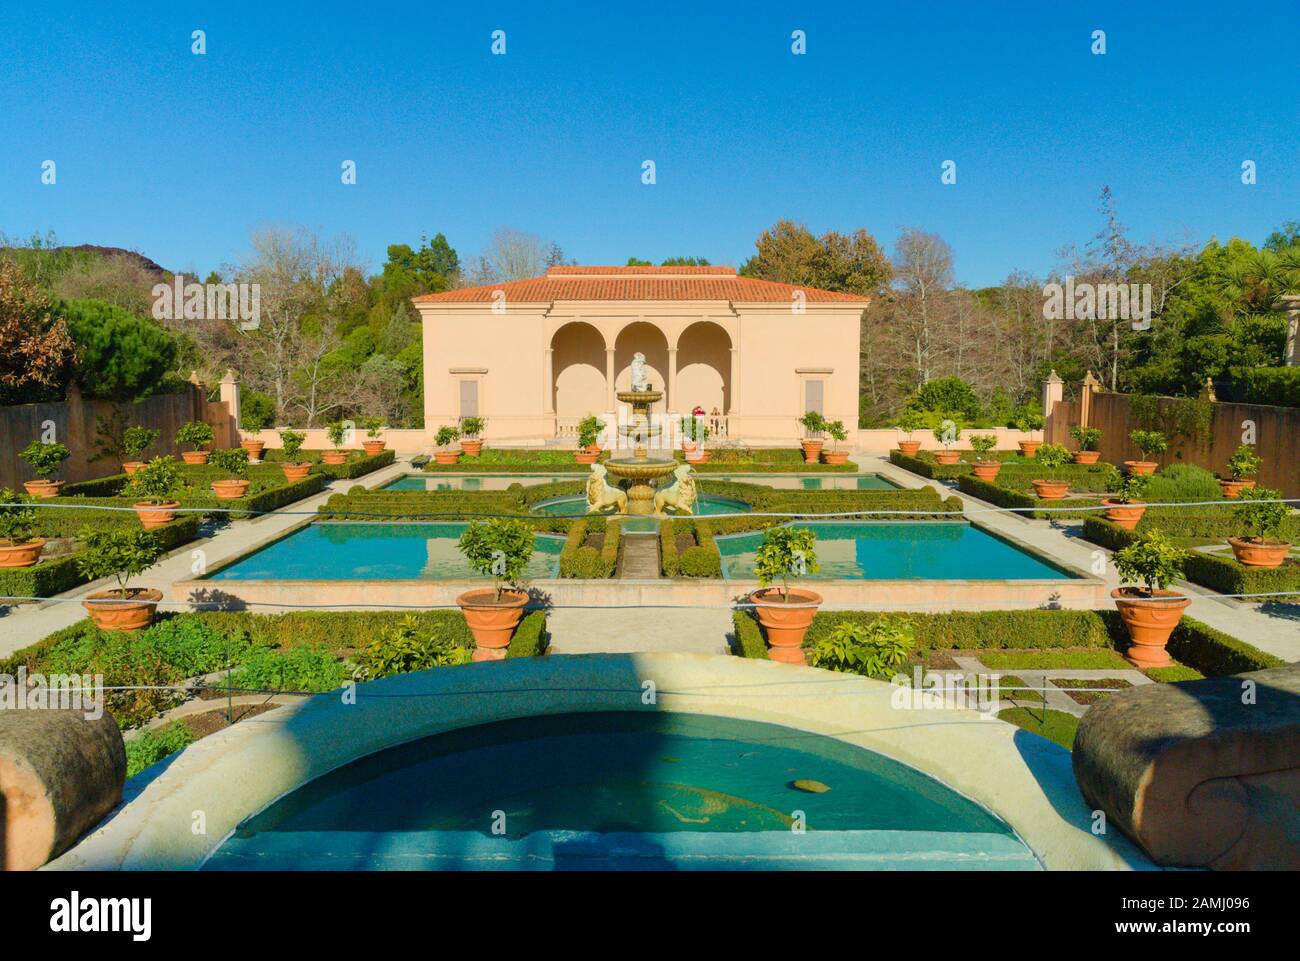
(600, 353, 680, 515)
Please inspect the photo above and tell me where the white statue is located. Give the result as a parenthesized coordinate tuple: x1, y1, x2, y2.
(586, 463, 628, 514)
(630, 351, 649, 391)
(654, 463, 698, 515)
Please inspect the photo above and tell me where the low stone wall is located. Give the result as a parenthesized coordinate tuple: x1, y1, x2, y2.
(1073, 663, 1300, 870)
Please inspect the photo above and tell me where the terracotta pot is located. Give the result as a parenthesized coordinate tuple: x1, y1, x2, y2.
(434, 451, 461, 465)
(240, 440, 265, 461)
(363, 440, 387, 456)
(281, 463, 312, 482)
(22, 480, 63, 499)
(133, 501, 179, 528)
(574, 450, 599, 465)
(585, 444, 602, 456)
(460, 439, 483, 456)
(1112, 588, 1189, 668)
(123, 461, 146, 476)
(82, 588, 163, 632)
(1227, 537, 1292, 569)
(1124, 460, 1157, 476)
(1101, 499, 1146, 531)
(1218, 479, 1247, 499)
(1030, 479, 1069, 500)
(822, 450, 850, 465)
(685, 450, 711, 464)
(181, 451, 209, 465)
(321, 450, 348, 465)
(896, 440, 922, 457)
(800, 439, 823, 464)
(933, 450, 961, 465)
(681, 440, 698, 453)
(751, 587, 822, 665)
(1240, 479, 1257, 491)
(1018, 441, 1040, 457)
(1072, 450, 1101, 464)
(971, 461, 1001, 481)
(0, 538, 46, 568)
(457, 588, 528, 660)
(211, 479, 251, 500)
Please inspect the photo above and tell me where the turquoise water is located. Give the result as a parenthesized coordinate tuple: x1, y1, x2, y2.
(383, 472, 897, 492)
(535, 495, 752, 517)
(712, 473, 899, 490)
(205, 712, 1035, 870)
(718, 521, 1075, 580)
(207, 522, 564, 580)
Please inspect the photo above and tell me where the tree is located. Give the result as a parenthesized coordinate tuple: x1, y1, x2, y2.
(61, 299, 178, 400)
(741, 219, 890, 295)
(0, 260, 75, 403)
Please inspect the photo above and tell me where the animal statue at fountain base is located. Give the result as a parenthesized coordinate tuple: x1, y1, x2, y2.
(586, 463, 628, 514)
(654, 463, 698, 515)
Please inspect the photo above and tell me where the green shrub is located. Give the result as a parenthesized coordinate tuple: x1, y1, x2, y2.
(1069, 426, 1103, 451)
(125, 721, 196, 778)
(679, 545, 720, 577)
(74, 526, 166, 597)
(809, 617, 913, 679)
(209, 447, 249, 476)
(19, 440, 70, 478)
(1225, 443, 1262, 480)
(279, 430, 306, 462)
(753, 525, 818, 599)
(175, 420, 214, 451)
(507, 611, 547, 657)
(1114, 530, 1188, 593)
(240, 392, 274, 431)
(459, 518, 535, 598)
(62, 299, 179, 401)
(1033, 443, 1073, 469)
(1223, 366, 1300, 408)
(1234, 487, 1288, 542)
(127, 455, 182, 503)
(1164, 617, 1283, 676)
(354, 614, 473, 679)
(121, 426, 159, 460)
(1129, 429, 1167, 460)
(226, 645, 349, 693)
(0, 489, 39, 543)
(1142, 464, 1222, 503)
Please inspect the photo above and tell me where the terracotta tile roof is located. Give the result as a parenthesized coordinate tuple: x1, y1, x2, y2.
(411, 265, 871, 305)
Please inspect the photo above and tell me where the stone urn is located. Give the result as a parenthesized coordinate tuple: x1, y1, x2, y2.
(971, 461, 1001, 481)
(211, 479, 251, 500)
(751, 587, 822, 665)
(133, 501, 180, 528)
(0, 538, 45, 568)
(22, 480, 63, 498)
(457, 588, 528, 660)
(82, 588, 163, 632)
(1073, 450, 1101, 465)
(799, 439, 823, 464)
(1101, 500, 1146, 530)
(896, 440, 922, 457)
(1227, 537, 1291, 569)
(1030, 479, 1069, 500)
(181, 451, 209, 465)
(1112, 589, 1189, 668)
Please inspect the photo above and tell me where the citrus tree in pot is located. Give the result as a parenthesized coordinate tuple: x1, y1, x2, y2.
(798, 411, 825, 463)
(577, 414, 605, 458)
(121, 426, 159, 476)
(931, 418, 962, 465)
(750, 525, 821, 665)
(456, 518, 533, 660)
(895, 408, 926, 457)
(209, 447, 251, 500)
(278, 430, 311, 481)
(1219, 443, 1261, 499)
(1029, 443, 1073, 499)
(434, 425, 462, 464)
(239, 400, 272, 461)
(127, 455, 182, 527)
(362, 417, 387, 456)
(0, 489, 44, 568)
(1014, 409, 1044, 457)
(684, 419, 712, 463)
(18, 440, 71, 498)
(968, 433, 1000, 480)
(1100, 466, 1148, 530)
(459, 416, 486, 456)
(1111, 530, 1190, 668)
(1069, 426, 1103, 464)
(175, 420, 215, 465)
(76, 526, 167, 631)
(1126, 430, 1166, 475)
(1228, 487, 1292, 568)
(822, 419, 850, 465)
(322, 421, 349, 465)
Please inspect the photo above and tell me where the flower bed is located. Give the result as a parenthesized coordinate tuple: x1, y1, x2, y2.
(558, 519, 621, 578)
(659, 519, 722, 577)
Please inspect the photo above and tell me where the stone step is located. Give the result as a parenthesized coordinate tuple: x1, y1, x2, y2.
(545, 608, 732, 656)
(619, 536, 661, 579)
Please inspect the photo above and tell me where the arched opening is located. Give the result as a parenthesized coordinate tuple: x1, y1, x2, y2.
(676, 321, 732, 416)
(614, 322, 669, 415)
(551, 322, 607, 418)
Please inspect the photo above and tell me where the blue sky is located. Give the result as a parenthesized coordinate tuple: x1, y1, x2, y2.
(1, 1, 1296, 287)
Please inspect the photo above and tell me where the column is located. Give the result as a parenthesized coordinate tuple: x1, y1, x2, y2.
(1281, 294, 1300, 366)
(667, 347, 678, 413)
(605, 348, 616, 410)
(728, 347, 741, 413)
(1042, 369, 1063, 423)
(219, 369, 242, 448)
(542, 348, 554, 414)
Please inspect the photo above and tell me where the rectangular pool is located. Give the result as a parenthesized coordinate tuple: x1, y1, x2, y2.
(717, 522, 1078, 581)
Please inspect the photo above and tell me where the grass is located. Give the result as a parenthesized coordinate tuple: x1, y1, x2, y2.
(976, 648, 1133, 670)
(1144, 665, 1205, 682)
(124, 721, 196, 778)
(995, 674, 1045, 703)
(998, 707, 1080, 750)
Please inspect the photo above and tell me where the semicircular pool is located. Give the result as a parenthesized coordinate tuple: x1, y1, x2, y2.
(204, 711, 1038, 870)
(534, 495, 752, 517)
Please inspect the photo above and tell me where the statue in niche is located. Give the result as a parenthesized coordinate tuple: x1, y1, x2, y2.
(630, 352, 649, 391)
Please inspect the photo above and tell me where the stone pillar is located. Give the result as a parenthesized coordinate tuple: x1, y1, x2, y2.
(666, 347, 677, 412)
(1041, 369, 1063, 424)
(542, 348, 554, 414)
(605, 348, 616, 410)
(1281, 295, 1300, 366)
(219, 370, 241, 446)
(1078, 370, 1100, 427)
(729, 347, 741, 414)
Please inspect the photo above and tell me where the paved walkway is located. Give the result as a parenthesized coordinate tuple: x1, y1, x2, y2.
(545, 605, 732, 655)
(619, 535, 661, 579)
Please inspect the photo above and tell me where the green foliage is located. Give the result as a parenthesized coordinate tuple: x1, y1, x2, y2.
(968, 433, 997, 457)
(0, 489, 39, 543)
(1033, 443, 1072, 468)
(1165, 617, 1283, 676)
(576, 414, 604, 448)
(355, 614, 473, 679)
(1141, 464, 1220, 503)
(1103, 466, 1148, 504)
(361, 416, 384, 437)
(209, 447, 248, 476)
(1069, 426, 1102, 450)
(1114, 530, 1187, 593)
(175, 420, 214, 450)
(1234, 486, 1288, 541)
(896, 408, 926, 435)
(956, 474, 1103, 518)
(798, 411, 825, 435)
(279, 430, 306, 461)
(809, 617, 914, 679)
(753, 526, 818, 598)
(435, 424, 460, 447)
(240, 391, 275, 431)
(19, 440, 70, 478)
(325, 421, 347, 448)
(997, 708, 1079, 750)
(824, 419, 848, 447)
(74, 526, 166, 595)
(458, 519, 534, 597)
(910, 376, 981, 420)
(226, 645, 349, 693)
(679, 415, 710, 442)
(127, 455, 181, 503)
(679, 545, 721, 577)
(61, 299, 179, 401)
(459, 416, 485, 438)
(1222, 366, 1300, 408)
(125, 722, 196, 778)
(932, 418, 960, 446)
(1128, 429, 1167, 459)
(121, 426, 159, 459)
(1225, 443, 1261, 480)
(1013, 408, 1045, 432)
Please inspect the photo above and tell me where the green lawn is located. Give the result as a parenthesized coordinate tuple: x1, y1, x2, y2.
(998, 707, 1080, 750)
(977, 648, 1133, 670)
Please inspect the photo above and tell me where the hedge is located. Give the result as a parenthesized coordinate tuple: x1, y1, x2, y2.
(558, 519, 620, 578)
(956, 474, 1104, 519)
(315, 449, 396, 480)
(1163, 616, 1284, 676)
(1217, 366, 1300, 409)
(889, 450, 1115, 489)
(660, 519, 723, 577)
(49, 469, 328, 524)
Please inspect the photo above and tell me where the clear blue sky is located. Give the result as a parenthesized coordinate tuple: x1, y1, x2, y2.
(2, 1, 1296, 287)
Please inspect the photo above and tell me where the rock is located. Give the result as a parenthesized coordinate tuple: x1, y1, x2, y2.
(790, 779, 830, 793)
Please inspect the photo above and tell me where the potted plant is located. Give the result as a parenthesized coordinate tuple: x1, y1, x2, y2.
(1101, 467, 1148, 530)
(679, 415, 702, 454)
(1219, 443, 1262, 499)
(798, 411, 825, 464)
(1069, 426, 1103, 465)
(1014, 409, 1045, 457)
(577, 414, 605, 461)
(894, 408, 926, 457)
(121, 426, 159, 476)
(18, 440, 71, 498)
(176, 420, 215, 465)
(362, 417, 387, 456)
(685, 420, 712, 463)
(456, 519, 533, 660)
(1030, 443, 1072, 499)
(127, 455, 182, 528)
(322, 421, 349, 465)
(749, 525, 822, 665)
(76, 526, 167, 631)
(240, 404, 271, 461)
(822, 419, 850, 465)
(434, 425, 462, 464)
(1111, 530, 1190, 668)
(1126, 430, 1166, 475)
(279, 430, 311, 481)
(209, 448, 251, 500)
(968, 434, 1000, 480)
(1228, 487, 1292, 568)
(0, 489, 44, 568)
(931, 419, 962, 465)
(459, 416, 486, 456)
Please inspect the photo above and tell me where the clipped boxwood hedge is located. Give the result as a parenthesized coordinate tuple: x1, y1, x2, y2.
(956, 474, 1104, 519)
(558, 519, 620, 578)
(1163, 616, 1284, 675)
